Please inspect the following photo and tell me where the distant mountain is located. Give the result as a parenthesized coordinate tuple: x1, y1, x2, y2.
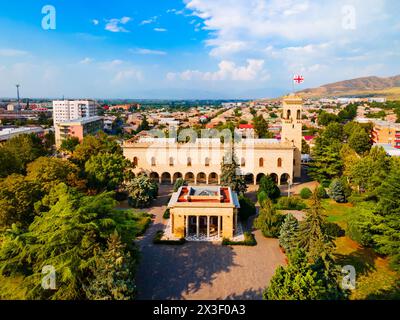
(296, 74, 400, 99)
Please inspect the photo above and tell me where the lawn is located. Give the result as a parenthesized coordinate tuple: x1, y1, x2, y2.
(322, 199, 400, 300)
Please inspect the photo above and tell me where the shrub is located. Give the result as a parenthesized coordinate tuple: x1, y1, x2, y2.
(316, 186, 328, 199)
(275, 197, 307, 210)
(222, 232, 257, 246)
(153, 230, 186, 245)
(126, 174, 158, 208)
(329, 179, 350, 203)
(300, 188, 312, 199)
(163, 208, 170, 219)
(238, 196, 256, 222)
(258, 175, 281, 201)
(347, 208, 376, 247)
(257, 191, 268, 206)
(323, 222, 345, 238)
(279, 214, 299, 253)
(173, 178, 187, 192)
(254, 199, 285, 238)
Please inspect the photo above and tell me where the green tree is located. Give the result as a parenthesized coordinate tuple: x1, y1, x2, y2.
(220, 150, 247, 195)
(258, 175, 280, 201)
(238, 195, 256, 222)
(26, 157, 85, 194)
(126, 175, 158, 208)
(298, 190, 334, 261)
(85, 232, 136, 300)
(253, 115, 273, 138)
(0, 174, 41, 230)
(60, 137, 80, 153)
(318, 111, 339, 126)
(173, 178, 187, 192)
(279, 214, 299, 253)
(85, 153, 131, 192)
(71, 132, 122, 168)
(348, 130, 371, 155)
(373, 160, 400, 270)
(0, 134, 47, 175)
(254, 199, 284, 238)
(329, 179, 349, 203)
(0, 184, 139, 300)
(301, 139, 310, 154)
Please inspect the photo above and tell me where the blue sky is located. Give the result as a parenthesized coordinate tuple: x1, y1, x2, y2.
(0, 0, 399, 99)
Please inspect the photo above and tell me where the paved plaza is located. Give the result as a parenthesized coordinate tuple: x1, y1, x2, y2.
(135, 185, 286, 300)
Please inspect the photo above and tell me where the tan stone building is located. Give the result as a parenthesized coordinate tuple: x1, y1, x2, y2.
(167, 186, 240, 240)
(123, 95, 303, 185)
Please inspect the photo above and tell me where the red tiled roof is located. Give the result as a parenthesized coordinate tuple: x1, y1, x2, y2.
(238, 124, 254, 129)
(303, 135, 315, 141)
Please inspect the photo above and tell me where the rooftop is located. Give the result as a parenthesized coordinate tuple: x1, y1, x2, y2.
(57, 116, 103, 126)
(168, 186, 240, 208)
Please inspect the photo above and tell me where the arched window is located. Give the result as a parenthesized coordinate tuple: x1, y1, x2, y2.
(187, 157, 192, 167)
(241, 158, 246, 167)
(259, 158, 264, 167)
(205, 157, 210, 167)
(297, 110, 301, 120)
(133, 157, 138, 167)
(151, 157, 156, 167)
(169, 157, 174, 167)
(286, 110, 291, 119)
(277, 158, 282, 168)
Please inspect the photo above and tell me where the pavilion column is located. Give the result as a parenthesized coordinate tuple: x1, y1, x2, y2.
(207, 216, 210, 238)
(217, 216, 221, 238)
(196, 216, 200, 237)
(186, 215, 189, 237)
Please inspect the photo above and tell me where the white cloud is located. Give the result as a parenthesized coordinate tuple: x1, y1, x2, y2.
(131, 48, 167, 55)
(167, 59, 269, 81)
(154, 28, 167, 32)
(112, 68, 143, 83)
(0, 49, 28, 57)
(140, 16, 158, 25)
(105, 17, 131, 32)
(92, 19, 99, 25)
(79, 57, 93, 64)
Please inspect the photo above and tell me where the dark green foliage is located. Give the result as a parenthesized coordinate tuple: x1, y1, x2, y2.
(275, 197, 307, 210)
(238, 196, 256, 222)
(318, 111, 339, 126)
(254, 199, 285, 238)
(173, 178, 187, 192)
(316, 186, 328, 199)
(372, 160, 400, 270)
(279, 214, 299, 253)
(253, 115, 273, 138)
(323, 222, 345, 238)
(297, 190, 334, 261)
(347, 207, 376, 247)
(264, 249, 346, 300)
(301, 139, 310, 154)
(60, 137, 80, 153)
(126, 174, 158, 208)
(258, 175, 280, 201)
(153, 230, 186, 245)
(0, 184, 141, 300)
(348, 130, 372, 155)
(85, 232, 136, 300)
(220, 150, 247, 195)
(0, 174, 41, 230)
(85, 153, 131, 192)
(300, 188, 312, 199)
(0, 134, 47, 176)
(163, 208, 170, 219)
(338, 103, 358, 121)
(329, 179, 350, 203)
(222, 232, 257, 246)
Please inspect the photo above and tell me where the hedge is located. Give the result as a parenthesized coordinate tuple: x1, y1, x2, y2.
(153, 230, 186, 245)
(222, 232, 257, 246)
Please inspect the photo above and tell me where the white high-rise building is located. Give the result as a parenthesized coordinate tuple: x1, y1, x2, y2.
(52, 100, 97, 124)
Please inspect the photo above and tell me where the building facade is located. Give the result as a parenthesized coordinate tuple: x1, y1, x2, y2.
(55, 116, 103, 147)
(123, 96, 303, 185)
(52, 100, 97, 124)
(371, 120, 400, 149)
(167, 186, 240, 240)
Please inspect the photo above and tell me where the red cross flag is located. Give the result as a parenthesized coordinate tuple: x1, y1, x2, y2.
(293, 75, 304, 84)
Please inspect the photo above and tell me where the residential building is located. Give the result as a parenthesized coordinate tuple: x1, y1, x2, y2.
(0, 126, 44, 143)
(55, 116, 103, 147)
(52, 100, 97, 124)
(371, 120, 400, 149)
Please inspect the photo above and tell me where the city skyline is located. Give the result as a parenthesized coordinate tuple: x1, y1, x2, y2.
(0, 0, 399, 99)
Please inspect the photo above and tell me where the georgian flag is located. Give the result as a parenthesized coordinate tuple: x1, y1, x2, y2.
(293, 75, 304, 84)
